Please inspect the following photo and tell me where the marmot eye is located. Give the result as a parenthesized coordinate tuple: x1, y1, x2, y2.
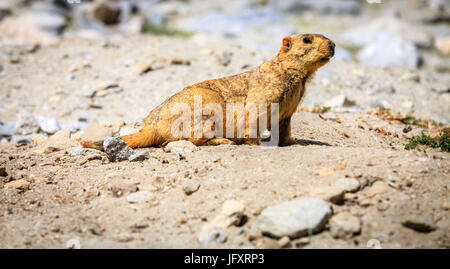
(303, 37, 312, 44)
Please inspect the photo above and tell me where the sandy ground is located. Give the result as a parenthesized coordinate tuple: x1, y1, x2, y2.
(0, 35, 449, 249)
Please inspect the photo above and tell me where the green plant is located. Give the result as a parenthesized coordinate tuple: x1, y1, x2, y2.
(143, 22, 192, 38)
(405, 130, 450, 152)
(320, 106, 331, 113)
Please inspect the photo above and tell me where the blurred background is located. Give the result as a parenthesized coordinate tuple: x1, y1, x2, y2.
(0, 0, 449, 141)
(0, 0, 448, 69)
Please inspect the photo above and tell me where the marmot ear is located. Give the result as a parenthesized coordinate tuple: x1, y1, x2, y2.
(281, 36, 292, 54)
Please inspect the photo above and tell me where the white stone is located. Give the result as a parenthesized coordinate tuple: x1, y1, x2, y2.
(257, 197, 332, 238)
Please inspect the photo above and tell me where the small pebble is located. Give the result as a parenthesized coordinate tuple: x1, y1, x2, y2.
(402, 215, 437, 233)
(183, 179, 200, 195)
(128, 151, 150, 162)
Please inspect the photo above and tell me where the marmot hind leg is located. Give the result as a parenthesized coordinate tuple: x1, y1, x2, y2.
(203, 138, 236, 146)
(120, 125, 163, 149)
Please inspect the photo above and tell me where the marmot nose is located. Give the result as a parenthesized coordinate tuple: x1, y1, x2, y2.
(328, 41, 335, 56)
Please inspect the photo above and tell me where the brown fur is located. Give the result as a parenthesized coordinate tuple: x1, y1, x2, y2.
(82, 34, 335, 149)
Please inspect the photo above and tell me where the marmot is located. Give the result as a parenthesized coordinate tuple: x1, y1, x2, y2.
(82, 34, 335, 149)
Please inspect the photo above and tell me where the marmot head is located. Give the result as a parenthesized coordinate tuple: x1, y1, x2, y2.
(277, 34, 335, 73)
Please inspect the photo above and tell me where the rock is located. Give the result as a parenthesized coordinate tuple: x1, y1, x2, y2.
(66, 73, 76, 81)
(4, 179, 30, 189)
(38, 117, 61, 134)
(212, 200, 245, 228)
(204, 200, 244, 223)
(93, 2, 121, 25)
(277, 236, 291, 248)
(335, 178, 360, 193)
(118, 126, 139, 137)
(12, 135, 33, 145)
(164, 140, 198, 155)
(0, 4, 66, 45)
(402, 216, 437, 233)
(136, 0, 167, 25)
(182, 179, 200, 195)
(81, 122, 113, 143)
(434, 36, 450, 56)
(434, 58, 450, 73)
(0, 1, 12, 20)
(0, 124, 12, 139)
(71, 2, 109, 35)
(78, 115, 90, 123)
(135, 60, 165, 75)
(119, 15, 145, 34)
(198, 228, 227, 244)
(13, 111, 39, 135)
(167, 58, 191, 66)
(369, 98, 391, 109)
(31, 135, 47, 146)
(358, 33, 423, 69)
(71, 131, 84, 142)
(376, 202, 390, 212)
(0, 166, 7, 177)
(329, 212, 361, 238)
(44, 129, 79, 153)
(309, 186, 345, 204)
(94, 90, 108, 99)
(257, 197, 332, 238)
(128, 151, 150, 162)
(217, 50, 233, 66)
(324, 95, 356, 108)
(198, 200, 245, 244)
(248, 226, 263, 241)
(111, 120, 126, 135)
(126, 191, 152, 204)
(339, 17, 433, 49)
(53, 129, 71, 138)
(270, 0, 361, 14)
(366, 181, 393, 197)
(443, 201, 450, 210)
(94, 82, 123, 96)
(178, 8, 295, 39)
(81, 89, 97, 98)
(428, 0, 448, 11)
(103, 136, 134, 162)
